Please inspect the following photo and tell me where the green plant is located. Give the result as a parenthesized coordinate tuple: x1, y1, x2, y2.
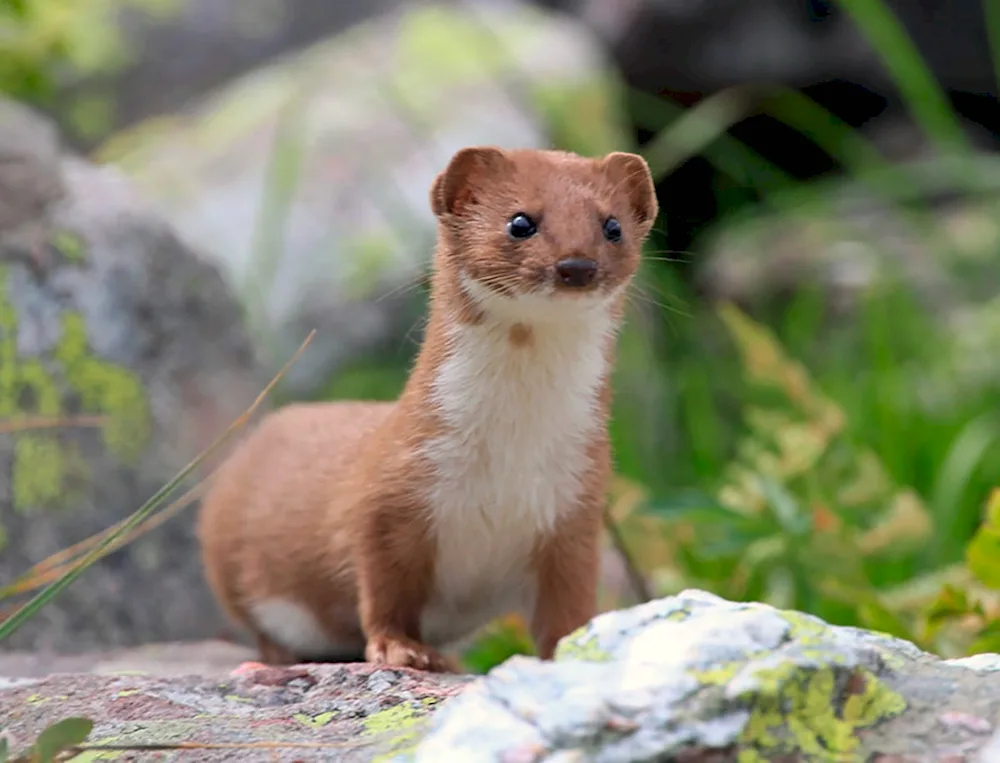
(0, 0, 176, 106)
(1, 717, 93, 763)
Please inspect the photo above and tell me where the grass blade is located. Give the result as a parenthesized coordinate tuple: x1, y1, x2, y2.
(834, 0, 970, 152)
(0, 483, 205, 600)
(0, 330, 316, 644)
(985, 0, 1000, 94)
(629, 88, 795, 193)
(639, 85, 765, 182)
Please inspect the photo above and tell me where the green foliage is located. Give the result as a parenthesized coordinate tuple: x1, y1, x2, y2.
(0, 0, 176, 105)
(459, 614, 536, 674)
(3, 717, 93, 763)
(966, 490, 1000, 589)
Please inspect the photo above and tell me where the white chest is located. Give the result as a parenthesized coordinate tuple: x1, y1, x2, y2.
(418, 307, 613, 648)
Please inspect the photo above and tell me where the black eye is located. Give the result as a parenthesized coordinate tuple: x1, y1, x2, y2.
(603, 217, 622, 243)
(506, 213, 537, 240)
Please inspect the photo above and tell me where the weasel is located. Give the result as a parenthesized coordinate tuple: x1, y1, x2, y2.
(196, 146, 658, 671)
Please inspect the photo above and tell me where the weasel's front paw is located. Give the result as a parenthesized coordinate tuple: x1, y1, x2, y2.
(365, 634, 452, 673)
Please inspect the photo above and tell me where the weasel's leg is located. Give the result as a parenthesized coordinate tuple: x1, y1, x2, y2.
(354, 498, 452, 673)
(530, 503, 602, 660)
(255, 633, 299, 665)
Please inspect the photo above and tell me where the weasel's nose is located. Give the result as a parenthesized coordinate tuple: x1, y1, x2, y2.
(555, 258, 598, 288)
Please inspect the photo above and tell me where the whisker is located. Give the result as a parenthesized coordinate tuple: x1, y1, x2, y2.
(629, 278, 692, 319)
(375, 270, 430, 305)
(399, 313, 428, 352)
(643, 255, 694, 266)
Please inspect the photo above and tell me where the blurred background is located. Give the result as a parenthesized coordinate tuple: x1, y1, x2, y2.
(4, 0, 1000, 672)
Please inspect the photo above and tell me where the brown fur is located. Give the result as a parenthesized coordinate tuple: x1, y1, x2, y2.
(196, 146, 658, 671)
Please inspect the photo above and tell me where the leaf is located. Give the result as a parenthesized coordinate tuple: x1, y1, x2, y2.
(969, 617, 1000, 655)
(0, 735, 8, 763)
(759, 478, 811, 537)
(985, 488, 1000, 527)
(925, 584, 982, 626)
(857, 599, 913, 641)
(856, 489, 933, 557)
(966, 490, 1000, 591)
(31, 718, 93, 762)
(641, 492, 767, 532)
(965, 528, 1000, 590)
(461, 614, 534, 674)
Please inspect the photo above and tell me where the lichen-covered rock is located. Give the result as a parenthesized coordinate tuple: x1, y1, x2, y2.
(404, 589, 1000, 762)
(0, 97, 264, 652)
(0, 659, 472, 763)
(6, 594, 1000, 760)
(98, 0, 629, 397)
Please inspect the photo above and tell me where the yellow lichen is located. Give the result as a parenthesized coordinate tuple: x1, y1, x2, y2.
(51, 230, 87, 263)
(54, 313, 150, 461)
(0, 263, 152, 515)
(555, 630, 613, 663)
(735, 666, 906, 760)
(363, 698, 440, 762)
(13, 434, 66, 509)
(688, 610, 907, 759)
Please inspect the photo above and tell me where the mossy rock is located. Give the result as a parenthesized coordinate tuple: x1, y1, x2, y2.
(403, 590, 1000, 761)
(0, 97, 263, 651)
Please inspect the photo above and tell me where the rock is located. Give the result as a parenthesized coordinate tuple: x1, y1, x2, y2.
(98, 0, 629, 397)
(0, 640, 256, 679)
(6, 592, 1000, 759)
(404, 589, 1000, 762)
(0, 659, 473, 763)
(0, 97, 264, 652)
(51, 0, 407, 149)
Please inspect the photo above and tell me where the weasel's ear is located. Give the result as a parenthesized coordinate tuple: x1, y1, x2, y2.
(430, 146, 512, 218)
(601, 152, 658, 230)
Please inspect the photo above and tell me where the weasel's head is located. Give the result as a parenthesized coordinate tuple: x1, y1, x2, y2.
(429, 147, 658, 322)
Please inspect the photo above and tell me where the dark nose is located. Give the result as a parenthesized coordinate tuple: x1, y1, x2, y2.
(555, 258, 598, 288)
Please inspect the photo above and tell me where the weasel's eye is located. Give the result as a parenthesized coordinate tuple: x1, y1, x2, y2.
(506, 213, 537, 240)
(603, 217, 622, 243)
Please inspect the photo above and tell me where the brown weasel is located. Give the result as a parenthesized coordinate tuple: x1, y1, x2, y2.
(196, 145, 658, 671)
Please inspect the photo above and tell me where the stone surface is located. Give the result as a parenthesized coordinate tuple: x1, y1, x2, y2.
(6, 592, 1000, 760)
(52, 0, 406, 149)
(404, 590, 1000, 762)
(0, 97, 264, 652)
(98, 0, 629, 397)
(0, 639, 256, 680)
(0, 659, 473, 762)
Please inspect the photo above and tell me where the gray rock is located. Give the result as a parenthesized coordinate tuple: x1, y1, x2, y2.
(0, 97, 264, 652)
(0, 660, 474, 763)
(99, 0, 628, 397)
(405, 589, 1000, 762)
(52, 0, 406, 149)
